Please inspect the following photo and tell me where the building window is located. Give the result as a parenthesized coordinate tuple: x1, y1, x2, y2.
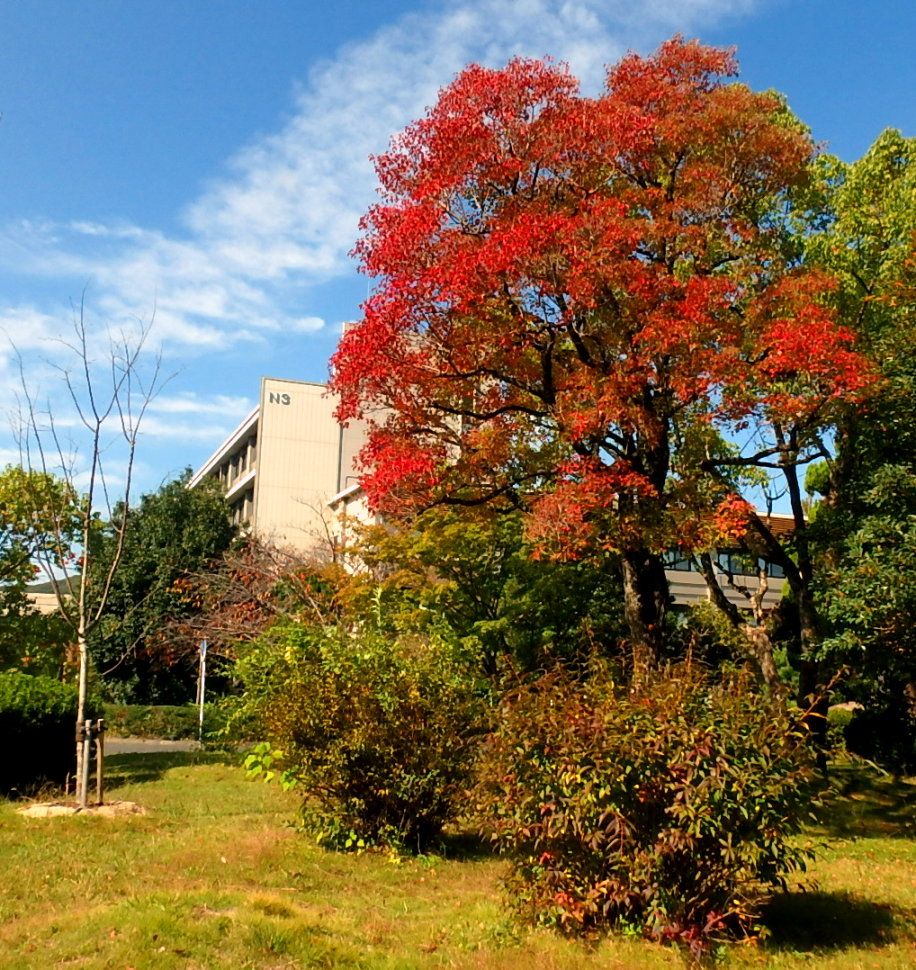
(663, 551, 694, 571)
(716, 551, 760, 577)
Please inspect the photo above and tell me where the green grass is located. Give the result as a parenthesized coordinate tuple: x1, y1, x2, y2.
(0, 755, 914, 969)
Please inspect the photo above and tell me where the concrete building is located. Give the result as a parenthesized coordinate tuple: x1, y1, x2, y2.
(663, 523, 791, 611)
(189, 377, 367, 554)
(193, 375, 787, 610)
(24, 578, 70, 615)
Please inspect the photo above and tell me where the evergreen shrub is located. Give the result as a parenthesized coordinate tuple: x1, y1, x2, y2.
(826, 704, 855, 753)
(471, 662, 818, 954)
(843, 703, 916, 774)
(0, 670, 93, 793)
(102, 703, 228, 740)
(239, 621, 483, 851)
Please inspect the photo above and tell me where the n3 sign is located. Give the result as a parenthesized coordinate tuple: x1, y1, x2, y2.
(269, 392, 291, 405)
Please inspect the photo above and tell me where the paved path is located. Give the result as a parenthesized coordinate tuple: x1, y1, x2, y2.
(105, 737, 201, 755)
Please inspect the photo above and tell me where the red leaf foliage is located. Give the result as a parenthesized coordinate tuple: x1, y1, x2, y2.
(330, 37, 875, 558)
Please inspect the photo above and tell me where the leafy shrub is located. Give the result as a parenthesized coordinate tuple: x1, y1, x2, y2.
(826, 704, 855, 754)
(471, 662, 818, 954)
(238, 621, 484, 851)
(102, 703, 228, 740)
(0, 670, 99, 793)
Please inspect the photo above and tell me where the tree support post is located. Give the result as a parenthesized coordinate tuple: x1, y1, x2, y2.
(79, 719, 91, 809)
(95, 718, 105, 806)
(197, 639, 207, 744)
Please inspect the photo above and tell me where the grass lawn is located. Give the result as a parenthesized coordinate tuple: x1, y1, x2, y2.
(1, 755, 914, 969)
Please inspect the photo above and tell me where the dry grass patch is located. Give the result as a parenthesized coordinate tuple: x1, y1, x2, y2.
(18, 800, 146, 818)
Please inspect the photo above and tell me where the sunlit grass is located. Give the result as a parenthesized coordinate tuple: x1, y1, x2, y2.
(1, 753, 914, 968)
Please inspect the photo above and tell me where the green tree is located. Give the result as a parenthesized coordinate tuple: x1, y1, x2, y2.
(803, 130, 916, 767)
(346, 508, 628, 676)
(0, 466, 80, 676)
(88, 472, 235, 703)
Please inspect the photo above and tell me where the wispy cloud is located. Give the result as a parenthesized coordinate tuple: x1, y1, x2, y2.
(149, 392, 255, 417)
(0, 447, 23, 468)
(0, 0, 757, 359)
(0, 0, 758, 480)
(0, 304, 69, 351)
(140, 391, 259, 445)
(139, 416, 249, 443)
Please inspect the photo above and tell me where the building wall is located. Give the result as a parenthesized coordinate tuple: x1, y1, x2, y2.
(338, 415, 368, 494)
(252, 378, 347, 552)
(190, 377, 369, 557)
(667, 566, 785, 611)
(26, 591, 64, 615)
(327, 484, 379, 567)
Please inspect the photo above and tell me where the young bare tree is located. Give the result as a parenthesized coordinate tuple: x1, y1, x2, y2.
(12, 300, 163, 806)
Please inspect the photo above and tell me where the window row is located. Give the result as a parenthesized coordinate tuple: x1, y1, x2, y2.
(663, 550, 786, 579)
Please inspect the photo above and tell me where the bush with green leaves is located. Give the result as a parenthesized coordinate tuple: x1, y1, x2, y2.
(0, 670, 100, 793)
(471, 662, 818, 954)
(102, 703, 229, 741)
(344, 509, 628, 677)
(238, 620, 484, 852)
(826, 704, 855, 754)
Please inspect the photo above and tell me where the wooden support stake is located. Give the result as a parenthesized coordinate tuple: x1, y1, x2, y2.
(95, 718, 105, 806)
(80, 719, 91, 809)
(198, 639, 207, 744)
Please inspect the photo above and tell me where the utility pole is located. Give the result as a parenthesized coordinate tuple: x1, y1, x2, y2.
(197, 639, 207, 743)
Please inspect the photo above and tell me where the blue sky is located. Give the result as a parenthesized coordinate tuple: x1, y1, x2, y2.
(1, 0, 913, 499)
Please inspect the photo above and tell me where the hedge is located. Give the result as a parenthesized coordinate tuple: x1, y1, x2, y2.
(0, 670, 92, 794)
(102, 703, 227, 740)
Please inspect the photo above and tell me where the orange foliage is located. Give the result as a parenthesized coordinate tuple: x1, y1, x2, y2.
(330, 37, 875, 560)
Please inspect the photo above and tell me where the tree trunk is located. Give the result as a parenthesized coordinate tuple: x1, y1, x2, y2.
(621, 549, 669, 671)
(75, 626, 89, 806)
(695, 551, 781, 688)
(796, 591, 829, 772)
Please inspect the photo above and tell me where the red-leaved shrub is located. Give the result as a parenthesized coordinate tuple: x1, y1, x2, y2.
(471, 662, 817, 953)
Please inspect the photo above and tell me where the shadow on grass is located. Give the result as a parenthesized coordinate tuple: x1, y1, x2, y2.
(104, 750, 238, 790)
(436, 829, 497, 862)
(763, 891, 899, 952)
(814, 764, 916, 840)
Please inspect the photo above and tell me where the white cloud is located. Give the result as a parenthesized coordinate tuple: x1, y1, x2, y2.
(0, 0, 759, 358)
(132, 392, 259, 450)
(139, 416, 247, 443)
(66, 221, 146, 241)
(0, 0, 759, 490)
(0, 447, 23, 467)
(288, 316, 325, 334)
(149, 392, 254, 417)
(0, 305, 68, 351)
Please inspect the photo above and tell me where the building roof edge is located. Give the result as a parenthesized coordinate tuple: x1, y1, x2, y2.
(188, 406, 260, 488)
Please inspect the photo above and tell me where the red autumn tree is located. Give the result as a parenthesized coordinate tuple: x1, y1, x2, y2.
(331, 38, 873, 668)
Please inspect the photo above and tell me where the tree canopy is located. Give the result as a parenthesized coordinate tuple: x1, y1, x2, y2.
(803, 131, 916, 768)
(0, 466, 80, 675)
(87, 472, 235, 703)
(345, 507, 627, 675)
(331, 38, 874, 664)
